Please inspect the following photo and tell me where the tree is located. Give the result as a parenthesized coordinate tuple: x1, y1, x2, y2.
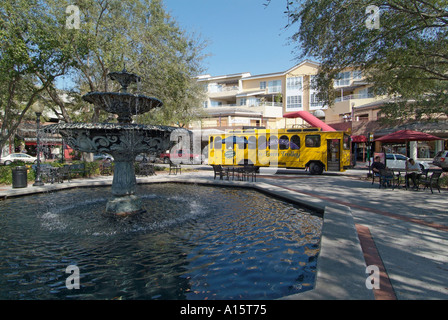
(0, 0, 89, 156)
(65, 0, 207, 126)
(282, 0, 448, 122)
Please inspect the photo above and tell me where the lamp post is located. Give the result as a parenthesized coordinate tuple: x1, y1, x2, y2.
(32, 101, 45, 186)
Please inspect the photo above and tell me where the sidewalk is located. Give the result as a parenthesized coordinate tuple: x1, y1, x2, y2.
(1, 167, 447, 299)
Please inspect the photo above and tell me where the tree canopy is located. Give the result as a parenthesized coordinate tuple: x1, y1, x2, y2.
(282, 0, 448, 122)
(0, 0, 89, 151)
(1, 0, 207, 154)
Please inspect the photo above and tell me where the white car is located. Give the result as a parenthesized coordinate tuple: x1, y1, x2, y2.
(433, 150, 448, 171)
(385, 153, 429, 170)
(1, 153, 38, 165)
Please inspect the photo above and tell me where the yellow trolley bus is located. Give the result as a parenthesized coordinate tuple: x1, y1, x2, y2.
(208, 128, 351, 175)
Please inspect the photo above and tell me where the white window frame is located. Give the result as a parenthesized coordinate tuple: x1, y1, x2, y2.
(334, 72, 351, 87)
(267, 80, 282, 94)
(286, 95, 302, 110)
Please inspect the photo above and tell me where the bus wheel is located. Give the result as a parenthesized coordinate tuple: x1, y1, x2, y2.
(309, 162, 324, 175)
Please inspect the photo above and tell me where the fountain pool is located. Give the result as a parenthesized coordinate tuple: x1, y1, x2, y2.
(0, 183, 322, 300)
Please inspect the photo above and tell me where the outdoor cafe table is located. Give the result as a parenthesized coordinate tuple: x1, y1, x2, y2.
(224, 166, 244, 181)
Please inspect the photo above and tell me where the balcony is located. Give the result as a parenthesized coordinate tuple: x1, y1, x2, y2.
(334, 93, 375, 103)
(205, 103, 283, 118)
(207, 85, 240, 99)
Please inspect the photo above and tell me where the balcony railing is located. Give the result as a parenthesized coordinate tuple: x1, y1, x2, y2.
(334, 93, 375, 103)
(207, 85, 239, 93)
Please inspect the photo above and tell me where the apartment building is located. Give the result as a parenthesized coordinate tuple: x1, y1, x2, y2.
(196, 60, 328, 130)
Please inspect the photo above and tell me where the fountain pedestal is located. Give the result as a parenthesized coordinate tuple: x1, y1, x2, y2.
(107, 160, 143, 216)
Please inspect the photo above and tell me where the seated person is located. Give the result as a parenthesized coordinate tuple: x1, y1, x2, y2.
(371, 156, 386, 176)
(371, 155, 392, 187)
(405, 158, 421, 188)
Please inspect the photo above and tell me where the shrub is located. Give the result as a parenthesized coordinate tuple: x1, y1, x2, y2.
(0, 162, 36, 185)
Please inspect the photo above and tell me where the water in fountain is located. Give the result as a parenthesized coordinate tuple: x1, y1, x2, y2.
(44, 69, 188, 216)
(0, 184, 322, 299)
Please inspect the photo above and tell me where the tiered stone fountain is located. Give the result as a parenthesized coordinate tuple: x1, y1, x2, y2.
(44, 69, 187, 216)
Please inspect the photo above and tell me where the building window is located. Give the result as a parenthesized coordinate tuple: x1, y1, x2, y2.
(310, 92, 324, 108)
(210, 101, 222, 107)
(268, 80, 282, 93)
(334, 72, 351, 86)
(309, 75, 324, 109)
(358, 87, 374, 99)
(287, 77, 302, 91)
(286, 95, 302, 110)
(353, 70, 363, 80)
(248, 97, 260, 106)
(260, 81, 266, 90)
(209, 83, 223, 93)
(239, 98, 247, 106)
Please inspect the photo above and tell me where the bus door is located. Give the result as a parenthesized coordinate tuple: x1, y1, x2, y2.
(327, 139, 341, 171)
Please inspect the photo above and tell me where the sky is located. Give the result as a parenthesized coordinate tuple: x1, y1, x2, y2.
(163, 0, 303, 77)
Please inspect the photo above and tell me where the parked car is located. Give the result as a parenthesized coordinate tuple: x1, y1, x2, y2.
(93, 153, 114, 161)
(1, 153, 38, 165)
(433, 150, 448, 171)
(385, 153, 429, 170)
(135, 153, 156, 163)
(160, 149, 202, 164)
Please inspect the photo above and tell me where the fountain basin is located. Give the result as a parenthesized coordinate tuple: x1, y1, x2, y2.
(0, 183, 322, 299)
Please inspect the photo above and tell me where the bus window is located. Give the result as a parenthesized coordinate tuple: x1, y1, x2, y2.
(237, 136, 247, 149)
(290, 135, 300, 150)
(305, 135, 321, 147)
(258, 135, 267, 150)
(269, 136, 278, 149)
(210, 136, 214, 149)
(279, 135, 289, 150)
(214, 136, 222, 149)
(248, 136, 257, 149)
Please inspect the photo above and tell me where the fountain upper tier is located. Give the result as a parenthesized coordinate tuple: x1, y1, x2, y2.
(82, 68, 162, 124)
(82, 92, 163, 124)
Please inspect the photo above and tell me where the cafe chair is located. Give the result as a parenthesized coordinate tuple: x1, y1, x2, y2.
(419, 170, 442, 193)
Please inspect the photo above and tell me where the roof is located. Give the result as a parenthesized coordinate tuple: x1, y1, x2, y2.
(240, 60, 321, 81)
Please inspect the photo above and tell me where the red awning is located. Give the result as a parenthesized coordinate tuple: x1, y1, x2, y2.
(375, 129, 441, 142)
(351, 135, 367, 143)
(283, 111, 336, 131)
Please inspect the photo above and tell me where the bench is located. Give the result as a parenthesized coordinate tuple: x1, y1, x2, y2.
(100, 161, 113, 175)
(68, 163, 91, 179)
(137, 162, 156, 176)
(32, 164, 64, 184)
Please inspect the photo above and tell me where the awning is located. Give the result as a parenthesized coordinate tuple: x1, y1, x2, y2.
(283, 111, 336, 131)
(351, 135, 367, 143)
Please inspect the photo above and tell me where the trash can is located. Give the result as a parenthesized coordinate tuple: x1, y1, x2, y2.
(12, 166, 28, 188)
